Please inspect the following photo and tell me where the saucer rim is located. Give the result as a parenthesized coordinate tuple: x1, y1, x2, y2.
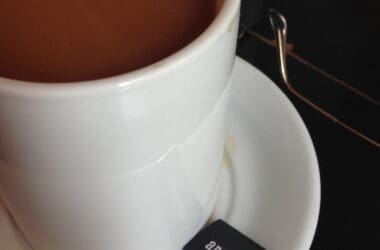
(219, 57, 321, 249)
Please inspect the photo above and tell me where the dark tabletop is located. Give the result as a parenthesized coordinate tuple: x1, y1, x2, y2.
(238, 0, 380, 249)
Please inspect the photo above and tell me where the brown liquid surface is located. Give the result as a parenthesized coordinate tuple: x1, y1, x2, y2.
(0, 0, 219, 83)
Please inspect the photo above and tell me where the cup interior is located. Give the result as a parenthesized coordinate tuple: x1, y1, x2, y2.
(0, 0, 239, 96)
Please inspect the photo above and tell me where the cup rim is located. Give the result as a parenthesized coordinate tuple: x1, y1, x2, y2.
(0, 0, 240, 98)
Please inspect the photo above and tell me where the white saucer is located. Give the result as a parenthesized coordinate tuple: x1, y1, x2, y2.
(211, 57, 320, 250)
(0, 57, 320, 250)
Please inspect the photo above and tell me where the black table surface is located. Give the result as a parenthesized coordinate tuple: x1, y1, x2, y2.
(238, 0, 380, 249)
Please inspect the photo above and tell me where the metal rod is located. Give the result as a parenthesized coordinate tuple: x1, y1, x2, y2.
(239, 26, 379, 106)
(268, 9, 379, 148)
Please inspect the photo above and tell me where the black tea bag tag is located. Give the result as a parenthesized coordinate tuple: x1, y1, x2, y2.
(183, 220, 265, 250)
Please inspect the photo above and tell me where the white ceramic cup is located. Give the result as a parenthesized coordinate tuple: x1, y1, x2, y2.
(0, 1, 240, 249)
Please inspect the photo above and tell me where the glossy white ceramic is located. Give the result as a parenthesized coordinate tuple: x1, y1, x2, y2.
(212, 58, 320, 250)
(0, 57, 321, 250)
(0, 1, 240, 249)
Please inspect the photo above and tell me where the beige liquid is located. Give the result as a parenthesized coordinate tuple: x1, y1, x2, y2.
(0, 0, 221, 83)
